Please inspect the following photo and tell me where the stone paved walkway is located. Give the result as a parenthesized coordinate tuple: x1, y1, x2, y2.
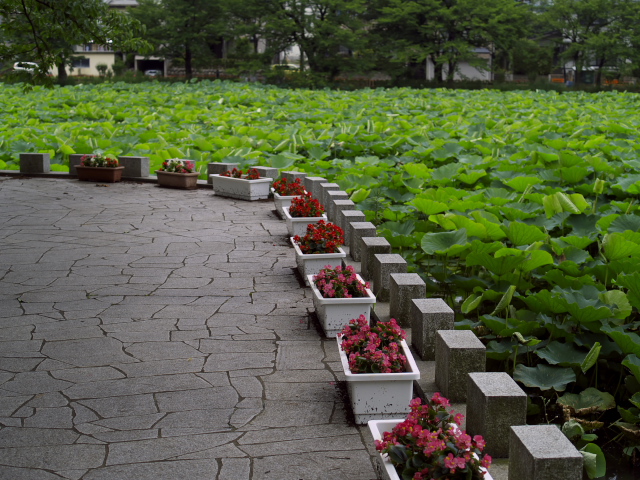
(0, 177, 379, 480)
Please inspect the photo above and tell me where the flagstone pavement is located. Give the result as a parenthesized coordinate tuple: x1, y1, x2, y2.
(0, 177, 381, 480)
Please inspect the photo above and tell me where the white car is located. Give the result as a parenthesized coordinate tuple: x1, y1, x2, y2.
(13, 61, 38, 74)
(144, 69, 162, 77)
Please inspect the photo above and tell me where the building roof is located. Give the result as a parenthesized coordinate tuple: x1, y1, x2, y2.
(104, 0, 139, 7)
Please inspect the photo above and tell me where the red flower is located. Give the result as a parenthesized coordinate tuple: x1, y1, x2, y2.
(288, 193, 324, 218)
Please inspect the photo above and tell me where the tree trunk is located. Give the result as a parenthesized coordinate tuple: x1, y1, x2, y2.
(433, 58, 444, 84)
(446, 60, 456, 84)
(57, 62, 68, 84)
(595, 57, 606, 88)
(185, 44, 193, 80)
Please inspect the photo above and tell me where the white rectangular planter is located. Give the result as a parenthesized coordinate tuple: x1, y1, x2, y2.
(291, 238, 346, 285)
(210, 174, 273, 201)
(368, 419, 494, 480)
(307, 273, 376, 338)
(272, 189, 305, 217)
(282, 206, 327, 237)
(339, 337, 419, 424)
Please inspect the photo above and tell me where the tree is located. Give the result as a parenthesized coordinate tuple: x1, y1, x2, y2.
(375, 0, 532, 83)
(0, 0, 148, 83)
(130, 0, 229, 79)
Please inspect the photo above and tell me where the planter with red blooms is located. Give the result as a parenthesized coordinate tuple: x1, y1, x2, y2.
(76, 153, 124, 183)
(291, 220, 346, 284)
(271, 177, 306, 217)
(283, 192, 327, 236)
(156, 159, 200, 189)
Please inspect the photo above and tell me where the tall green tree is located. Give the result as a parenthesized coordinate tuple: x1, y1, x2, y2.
(375, 0, 532, 83)
(130, 0, 229, 79)
(0, 0, 147, 83)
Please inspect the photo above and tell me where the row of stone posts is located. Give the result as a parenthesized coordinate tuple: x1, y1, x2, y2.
(299, 173, 584, 480)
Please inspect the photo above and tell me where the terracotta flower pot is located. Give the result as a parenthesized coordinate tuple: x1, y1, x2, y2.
(76, 166, 124, 183)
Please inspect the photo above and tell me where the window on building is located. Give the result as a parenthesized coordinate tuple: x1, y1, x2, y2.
(72, 58, 90, 68)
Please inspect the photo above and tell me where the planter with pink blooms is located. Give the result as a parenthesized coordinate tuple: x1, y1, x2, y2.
(156, 159, 200, 189)
(369, 393, 493, 480)
(291, 220, 346, 284)
(307, 265, 375, 338)
(338, 316, 419, 424)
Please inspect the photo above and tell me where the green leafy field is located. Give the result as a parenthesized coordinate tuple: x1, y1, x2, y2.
(3, 81, 640, 467)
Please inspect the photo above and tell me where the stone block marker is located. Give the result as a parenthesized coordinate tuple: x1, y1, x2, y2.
(325, 191, 350, 221)
(350, 222, 377, 262)
(68, 154, 84, 175)
(19, 153, 50, 174)
(410, 298, 454, 360)
(466, 372, 527, 458)
(281, 171, 307, 182)
(119, 156, 150, 177)
(331, 199, 355, 230)
(372, 254, 407, 302)
(509, 425, 583, 480)
(319, 183, 341, 212)
(389, 273, 426, 327)
(303, 176, 327, 199)
(254, 166, 279, 180)
(360, 237, 391, 280)
(435, 330, 485, 402)
(339, 210, 365, 245)
(207, 162, 238, 183)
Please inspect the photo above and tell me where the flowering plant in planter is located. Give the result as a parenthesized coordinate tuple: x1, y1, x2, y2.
(293, 220, 344, 254)
(376, 394, 492, 480)
(340, 315, 407, 373)
(221, 167, 261, 179)
(80, 153, 119, 168)
(313, 265, 370, 298)
(288, 192, 325, 217)
(272, 177, 305, 196)
(159, 159, 196, 173)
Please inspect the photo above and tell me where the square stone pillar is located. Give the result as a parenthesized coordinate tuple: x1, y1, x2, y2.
(208, 162, 239, 183)
(253, 166, 279, 180)
(303, 176, 327, 199)
(435, 330, 485, 402)
(69, 154, 84, 175)
(119, 156, 150, 177)
(411, 298, 454, 360)
(20, 153, 50, 174)
(467, 372, 527, 458)
(319, 183, 341, 213)
(509, 425, 583, 480)
(331, 199, 355, 230)
(325, 191, 350, 221)
(340, 210, 366, 245)
(281, 171, 307, 183)
(350, 223, 377, 262)
(372, 254, 407, 302)
(360, 237, 391, 280)
(389, 273, 426, 327)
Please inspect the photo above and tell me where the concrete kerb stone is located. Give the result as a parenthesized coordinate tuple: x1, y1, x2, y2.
(340, 210, 366, 245)
(466, 372, 527, 458)
(207, 162, 239, 183)
(281, 171, 307, 182)
(509, 425, 583, 480)
(350, 222, 377, 262)
(371, 254, 407, 303)
(435, 330, 485, 402)
(303, 176, 327, 199)
(388, 273, 426, 327)
(19, 153, 50, 174)
(410, 298, 454, 361)
(359, 237, 391, 281)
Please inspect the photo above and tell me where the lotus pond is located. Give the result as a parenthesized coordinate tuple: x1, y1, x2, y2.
(2, 81, 640, 474)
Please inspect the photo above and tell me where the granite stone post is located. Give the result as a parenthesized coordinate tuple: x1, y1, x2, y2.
(281, 171, 307, 183)
(509, 425, 583, 480)
(330, 199, 354, 228)
(389, 273, 426, 327)
(340, 210, 366, 245)
(410, 298, 454, 360)
(208, 162, 239, 183)
(118, 156, 150, 177)
(372, 254, 407, 302)
(319, 184, 341, 213)
(19, 153, 50, 174)
(360, 237, 391, 281)
(350, 223, 377, 262)
(435, 330, 485, 402)
(69, 154, 84, 175)
(303, 177, 327, 200)
(253, 166, 279, 180)
(467, 372, 527, 458)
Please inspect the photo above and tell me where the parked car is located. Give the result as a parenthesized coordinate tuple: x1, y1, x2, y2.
(13, 61, 38, 74)
(144, 69, 162, 77)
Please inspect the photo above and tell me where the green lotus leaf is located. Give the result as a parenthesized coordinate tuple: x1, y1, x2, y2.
(631, 392, 640, 409)
(622, 355, 640, 384)
(558, 387, 616, 412)
(410, 198, 448, 215)
(486, 339, 517, 360)
(421, 229, 468, 255)
(522, 290, 568, 315)
(465, 252, 525, 276)
(521, 250, 554, 273)
(602, 233, 640, 261)
(504, 176, 544, 192)
(608, 214, 640, 234)
(505, 222, 548, 246)
(560, 166, 590, 184)
(581, 443, 606, 480)
(536, 341, 588, 367)
(616, 272, 640, 309)
(599, 290, 632, 321)
(514, 364, 576, 391)
(458, 170, 486, 185)
(601, 326, 640, 356)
